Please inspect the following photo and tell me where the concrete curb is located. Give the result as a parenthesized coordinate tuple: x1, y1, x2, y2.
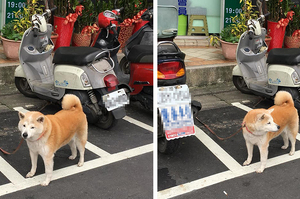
(0, 62, 236, 87)
(186, 63, 236, 87)
(0, 65, 18, 84)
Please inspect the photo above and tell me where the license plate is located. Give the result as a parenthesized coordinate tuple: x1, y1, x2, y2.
(157, 84, 191, 107)
(102, 89, 129, 111)
(159, 104, 195, 140)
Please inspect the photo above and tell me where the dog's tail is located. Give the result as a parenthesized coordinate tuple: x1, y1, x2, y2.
(61, 94, 83, 111)
(274, 91, 294, 106)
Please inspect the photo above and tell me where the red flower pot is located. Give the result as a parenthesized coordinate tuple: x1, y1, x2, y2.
(53, 16, 74, 50)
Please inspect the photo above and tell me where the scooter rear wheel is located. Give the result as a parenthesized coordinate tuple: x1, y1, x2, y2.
(119, 57, 130, 74)
(233, 76, 252, 94)
(15, 77, 36, 98)
(95, 109, 118, 130)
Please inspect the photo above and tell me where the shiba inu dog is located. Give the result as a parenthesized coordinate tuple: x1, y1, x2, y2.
(18, 94, 88, 186)
(242, 91, 298, 173)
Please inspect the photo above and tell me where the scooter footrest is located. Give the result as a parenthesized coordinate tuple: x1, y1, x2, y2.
(53, 47, 109, 66)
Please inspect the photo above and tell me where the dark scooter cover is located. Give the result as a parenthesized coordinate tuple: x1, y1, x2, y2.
(53, 47, 109, 66)
(267, 48, 300, 65)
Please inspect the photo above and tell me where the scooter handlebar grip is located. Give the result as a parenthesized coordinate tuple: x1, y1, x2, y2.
(111, 26, 118, 37)
(119, 7, 124, 12)
(264, 13, 270, 17)
(50, 7, 57, 12)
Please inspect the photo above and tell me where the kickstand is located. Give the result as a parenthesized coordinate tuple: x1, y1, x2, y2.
(39, 101, 52, 112)
(253, 97, 265, 108)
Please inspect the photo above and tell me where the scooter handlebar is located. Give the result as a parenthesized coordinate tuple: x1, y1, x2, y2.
(50, 7, 57, 12)
(264, 12, 270, 18)
(111, 26, 118, 38)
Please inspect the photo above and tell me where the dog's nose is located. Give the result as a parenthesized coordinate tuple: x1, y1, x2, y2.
(277, 125, 280, 130)
(22, 132, 28, 138)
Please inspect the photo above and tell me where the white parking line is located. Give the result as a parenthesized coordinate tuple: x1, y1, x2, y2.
(0, 157, 25, 184)
(194, 126, 242, 171)
(231, 102, 253, 112)
(158, 102, 300, 198)
(0, 143, 152, 196)
(85, 142, 111, 157)
(123, 116, 153, 132)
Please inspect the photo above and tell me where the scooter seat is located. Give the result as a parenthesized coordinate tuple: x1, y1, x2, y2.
(158, 44, 185, 60)
(127, 45, 153, 63)
(267, 48, 300, 65)
(53, 47, 109, 66)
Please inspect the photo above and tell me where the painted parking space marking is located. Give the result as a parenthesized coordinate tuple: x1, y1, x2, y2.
(123, 116, 153, 132)
(194, 126, 242, 171)
(0, 144, 153, 196)
(0, 107, 153, 197)
(0, 157, 25, 184)
(158, 102, 300, 198)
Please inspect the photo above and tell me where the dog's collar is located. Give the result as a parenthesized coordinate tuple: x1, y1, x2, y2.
(36, 130, 47, 141)
(242, 122, 253, 135)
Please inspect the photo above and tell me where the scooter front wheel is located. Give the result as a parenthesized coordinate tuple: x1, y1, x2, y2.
(15, 77, 36, 98)
(232, 76, 252, 94)
(95, 109, 118, 130)
(158, 137, 180, 154)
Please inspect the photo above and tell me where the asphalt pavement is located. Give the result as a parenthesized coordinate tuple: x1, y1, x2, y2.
(0, 83, 153, 198)
(158, 83, 300, 199)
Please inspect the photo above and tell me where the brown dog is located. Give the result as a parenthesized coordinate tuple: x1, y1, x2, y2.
(18, 94, 88, 186)
(242, 91, 298, 173)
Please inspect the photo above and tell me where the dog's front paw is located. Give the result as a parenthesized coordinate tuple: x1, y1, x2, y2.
(281, 145, 288, 150)
(289, 150, 295, 156)
(41, 180, 50, 186)
(26, 172, 35, 178)
(243, 160, 251, 166)
(78, 161, 84, 167)
(69, 155, 76, 160)
(256, 167, 265, 173)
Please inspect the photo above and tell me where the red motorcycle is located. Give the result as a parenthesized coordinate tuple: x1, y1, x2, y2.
(118, 7, 154, 110)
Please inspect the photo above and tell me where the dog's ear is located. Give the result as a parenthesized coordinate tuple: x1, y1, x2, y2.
(267, 108, 274, 114)
(259, 114, 265, 121)
(18, 112, 25, 120)
(37, 116, 44, 123)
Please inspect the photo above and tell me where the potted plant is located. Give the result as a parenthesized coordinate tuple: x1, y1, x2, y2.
(267, 0, 294, 50)
(0, 0, 43, 60)
(72, 0, 97, 46)
(219, 0, 258, 60)
(285, 3, 300, 48)
(52, 0, 82, 49)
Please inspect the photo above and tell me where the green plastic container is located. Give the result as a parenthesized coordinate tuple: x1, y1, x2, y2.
(178, 15, 187, 36)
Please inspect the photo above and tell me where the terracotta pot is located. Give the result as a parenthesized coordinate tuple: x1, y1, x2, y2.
(265, 36, 272, 48)
(51, 32, 59, 48)
(284, 36, 300, 48)
(1, 36, 21, 60)
(220, 40, 238, 60)
(72, 33, 92, 46)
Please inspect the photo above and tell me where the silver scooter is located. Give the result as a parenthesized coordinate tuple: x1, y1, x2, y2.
(14, 8, 131, 129)
(232, 13, 300, 108)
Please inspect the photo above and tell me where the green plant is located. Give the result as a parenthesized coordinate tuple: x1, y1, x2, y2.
(286, 3, 300, 36)
(0, 0, 44, 41)
(221, 0, 258, 43)
(207, 34, 220, 47)
(53, 0, 79, 18)
(267, 0, 293, 22)
(0, 21, 22, 41)
(74, 0, 97, 33)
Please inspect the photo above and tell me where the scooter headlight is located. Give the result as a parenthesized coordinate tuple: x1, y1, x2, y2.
(80, 73, 91, 87)
(291, 71, 300, 85)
